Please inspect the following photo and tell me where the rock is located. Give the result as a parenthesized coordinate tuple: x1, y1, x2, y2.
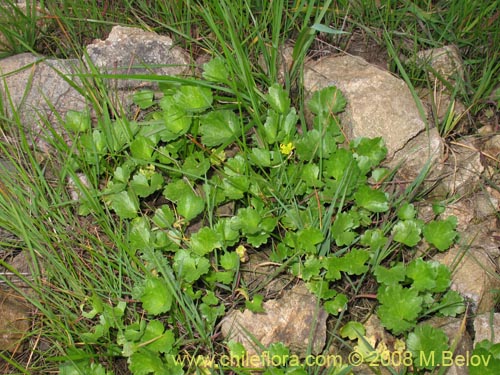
(473, 313, 500, 345)
(483, 134, 500, 159)
(304, 54, 426, 158)
(221, 282, 327, 367)
(434, 246, 500, 314)
(0, 52, 87, 151)
(416, 45, 464, 84)
(419, 86, 468, 130)
(85, 25, 189, 90)
(0, 288, 30, 352)
(442, 193, 499, 232)
(389, 127, 444, 183)
(416, 46, 468, 132)
(429, 138, 484, 198)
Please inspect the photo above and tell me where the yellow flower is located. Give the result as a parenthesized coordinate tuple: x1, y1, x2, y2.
(279, 142, 295, 155)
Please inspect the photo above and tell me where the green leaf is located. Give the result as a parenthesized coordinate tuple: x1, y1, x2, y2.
(263, 110, 279, 144)
(392, 219, 422, 247)
(266, 83, 290, 114)
(311, 23, 350, 35)
(323, 293, 348, 315)
(360, 229, 387, 251)
(423, 217, 458, 251)
(374, 263, 406, 286)
(340, 321, 366, 340)
(141, 321, 175, 354)
(173, 249, 210, 283)
(301, 256, 322, 281)
(130, 136, 156, 161)
(199, 110, 240, 147)
(324, 148, 356, 180)
(182, 152, 211, 179)
(174, 85, 213, 112)
(129, 217, 151, 250)
(331, 211, 359, 247)
(354, 184, 389, 212)
(300, 163, 322, 187)
(397, 203, 417, 220)
(214, 218, 240, 246)
(232, 207, 262, 235)
(138, 277, 172, 315)
(407, 259, 451, 292)
(307, 86, 347, 116)
(129, 349, 168, 375)
(133, 90, 155, 109)
(350, 137, 387, 173)
(324, 256, 342, 281)
(65, 110, 90, 132)
(306, 280, 336, 299)
(377, 284, 423, 334)
(220, 251, 240, 271)
(109, 190, 139, 219)
(190, 227, 222, 256)
(435, 290, 465, 317)
(407, 325, 449, 370)
(130, 172, 164, 198)
(152, 205, 175, 228)
(297, 227, 324, 254)
(246, 294, 265, 313)
(250, 148, 271, 167)
(338, 249, 370, 275)
(470, 341, 500, 375)
(295, 129, 320, 161)
(202, 57, 229, 82)
(228, 340, 247, 359)
(161, 101, 191, 138)
(177, 193, 204, 221)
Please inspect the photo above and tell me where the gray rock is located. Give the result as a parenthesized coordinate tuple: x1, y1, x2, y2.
(434, 246, 500, 314)
(0, 52, 87, 151)
(473, 313, 500, 345)
(416, 45, 464, 84)
(389, 127, 444, 183)
(415, 46, 468, 132)
(221, 282, 327, 367)
(429, 138, 484, 198)
(85, 25, 189, 90)
(304, 55, 426, 158)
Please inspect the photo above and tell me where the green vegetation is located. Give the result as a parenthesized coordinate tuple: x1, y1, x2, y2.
(0, 0, 498, 374)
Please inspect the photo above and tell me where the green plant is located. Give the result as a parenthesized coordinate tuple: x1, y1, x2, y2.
(47, 62, 463, 373)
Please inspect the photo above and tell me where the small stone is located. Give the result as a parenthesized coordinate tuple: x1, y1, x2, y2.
(429, 138, 484, 198)
(473, 313, 500, 345)
(416, 45, 464, 83)
(221, 282, 327, 367)
(433, 247, 500, 314)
